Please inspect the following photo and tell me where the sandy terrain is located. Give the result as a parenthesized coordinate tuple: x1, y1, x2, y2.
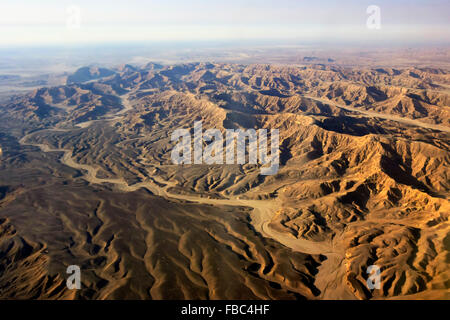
(1, 62, 449, 300)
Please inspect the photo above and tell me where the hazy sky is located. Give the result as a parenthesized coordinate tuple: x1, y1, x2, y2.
(0, 0, 449, 46)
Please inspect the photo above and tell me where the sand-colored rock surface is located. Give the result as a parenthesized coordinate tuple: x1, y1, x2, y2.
(0, 63, 448, 299)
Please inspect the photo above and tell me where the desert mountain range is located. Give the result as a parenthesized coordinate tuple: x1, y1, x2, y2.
(0, 62, 448, 299)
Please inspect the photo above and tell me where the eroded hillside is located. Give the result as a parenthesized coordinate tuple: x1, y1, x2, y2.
(0, 63, 448, 299)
